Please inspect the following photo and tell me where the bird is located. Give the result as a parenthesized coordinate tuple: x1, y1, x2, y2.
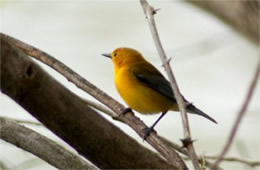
(103, 47, 217, 138)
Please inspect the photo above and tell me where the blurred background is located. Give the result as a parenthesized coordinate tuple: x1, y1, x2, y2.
(0, 0, 259, 169)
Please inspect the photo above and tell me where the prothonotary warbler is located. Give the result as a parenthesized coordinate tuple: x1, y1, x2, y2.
(103, 47, 217, 138)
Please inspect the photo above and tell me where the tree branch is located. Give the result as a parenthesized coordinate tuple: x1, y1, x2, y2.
(211, 62, 260, 169)
(2, 116, 43, 126)
(81, 98, 119, 120)
(1, 33, 187, 169)
(0, 35, 176, 169)
(0, 117, 97, 169)
(84, 91, 223, 169)
(157, 136, 222, 169)
(205, 155, 260, 167)
(139, 0, 200, 169)
(188, 0, 259, 45)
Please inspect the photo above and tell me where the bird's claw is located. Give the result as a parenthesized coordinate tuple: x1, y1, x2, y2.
(142, 127, 156, 140)
(119, 108, 132, 117)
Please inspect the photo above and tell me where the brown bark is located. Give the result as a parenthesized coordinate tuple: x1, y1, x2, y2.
(0, 36, 175, 169)
(0, 117, 97, 169)
(189, 0, 259, 45)
(2, 33, 187, 169)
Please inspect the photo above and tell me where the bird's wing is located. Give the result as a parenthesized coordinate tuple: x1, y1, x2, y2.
(130, 62, 177, 103)
(130, 62, 217, 123)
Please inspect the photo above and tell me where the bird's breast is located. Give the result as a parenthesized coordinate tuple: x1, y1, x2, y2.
(114, 66, 173, 114)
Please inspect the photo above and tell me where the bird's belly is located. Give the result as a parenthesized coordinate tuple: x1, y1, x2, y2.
(115, 70, 173, 114)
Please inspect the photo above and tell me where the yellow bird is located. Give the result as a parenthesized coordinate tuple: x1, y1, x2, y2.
(103, 47, 216, 137)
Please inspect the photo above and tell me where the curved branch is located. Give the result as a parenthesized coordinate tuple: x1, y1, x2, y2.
(81, 98, 118, 119)
(0, 33, 187, 169)
(211, 62, 260, 168)
(0, 35, 176, 169)
(2, 116, 42, 126)
(0, 117, 96, 169)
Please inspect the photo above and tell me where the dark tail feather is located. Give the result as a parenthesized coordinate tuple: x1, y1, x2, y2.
(187, 104, 217, 124)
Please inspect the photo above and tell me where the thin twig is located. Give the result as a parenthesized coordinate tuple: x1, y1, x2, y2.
(139, 0, 200, 169)
(82, 98, 125, 122)
(1, 116, 43, 126)
(182, 155, 260, 168)
(158, 136, 222, 170)
(183, 153, 260, 168)
(86, 92, 260, 168)
(82, 98, 116, 117)
(87, 97, 222, 169)
(205, 155, 260, 167)
(211, 62, 260, 169)
(1, 33, 187, 169)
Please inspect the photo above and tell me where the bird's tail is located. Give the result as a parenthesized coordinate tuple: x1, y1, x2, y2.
(186, 104, 217, 124)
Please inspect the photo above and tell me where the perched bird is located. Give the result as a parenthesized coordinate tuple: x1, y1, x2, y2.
(103, 47, 217, 138)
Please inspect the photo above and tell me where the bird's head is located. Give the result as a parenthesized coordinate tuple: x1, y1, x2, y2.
(103, 47, 145, 68)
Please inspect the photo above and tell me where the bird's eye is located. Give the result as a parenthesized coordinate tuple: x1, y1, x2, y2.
(114, 53, 117, 57)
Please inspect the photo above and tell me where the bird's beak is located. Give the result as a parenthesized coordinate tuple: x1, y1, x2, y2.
(102, 53, 112, 59)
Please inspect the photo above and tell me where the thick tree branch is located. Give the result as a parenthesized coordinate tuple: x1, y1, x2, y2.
(0, 35, 176, 169)
(0, 117, 96, 169)
(6, 115, 257, 169)
(211, 62, 260, 169)
(188, 0, 259, 45)
(139, 0, 200, 169)
(1, 33, 187, 169)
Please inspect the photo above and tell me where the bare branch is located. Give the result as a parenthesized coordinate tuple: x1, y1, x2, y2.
(139, 0, 200, 169)
(205, 155, 260, 167)
(81, 98, 125, 123)
(188, 1, 259, 45)
(182, 155, 260, 168)
(82, 90, 223, 169)
(83, 90, 223, 169)
(3, 97, 122, 125)
(211, 62, 260, 169)
(158, 136, 222, 169)
(81, 98, 118, 118)
(0, 117, 97, 169)
(1, 116, 43, 126)
(1, 33, 186, 169)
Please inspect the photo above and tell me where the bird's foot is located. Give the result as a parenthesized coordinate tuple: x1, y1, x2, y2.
(142, 127, 156, 141)
(119, 107, 132, 117)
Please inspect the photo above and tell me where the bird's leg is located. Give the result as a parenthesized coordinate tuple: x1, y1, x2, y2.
(143, 111, 168, 140)
(119, 107, 133, 116)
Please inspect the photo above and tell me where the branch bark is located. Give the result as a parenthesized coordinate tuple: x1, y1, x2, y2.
(2, 116, 42, 126)
(1, 33, 187, 169)
(0, 34, 175, 169)
(0, 117, 96, 169)
(139, 0, 200, 169)
(188, 0, 259, 45)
